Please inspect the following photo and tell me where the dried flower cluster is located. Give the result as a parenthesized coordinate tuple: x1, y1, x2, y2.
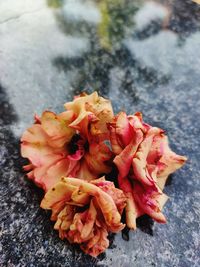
(21, 92, 186, 257)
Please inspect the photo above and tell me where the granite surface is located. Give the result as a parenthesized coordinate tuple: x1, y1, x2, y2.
(0, 0, 200, 266)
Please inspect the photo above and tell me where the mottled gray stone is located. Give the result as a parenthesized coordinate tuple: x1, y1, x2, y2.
(0, 0, 200, 266)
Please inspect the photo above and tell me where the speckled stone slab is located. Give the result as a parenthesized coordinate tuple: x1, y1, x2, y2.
(0, 0, 200, 266)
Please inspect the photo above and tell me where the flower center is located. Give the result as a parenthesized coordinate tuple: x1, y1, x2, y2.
(67, 134, 89, 155)
(68, 134, 82, 155)
(84, 139, 89, 152)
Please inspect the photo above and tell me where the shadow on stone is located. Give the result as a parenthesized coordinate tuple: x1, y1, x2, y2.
(51, 0, 169, 100)
(121, 215, 154, 239)
(122, 226, 130, 241)
(168, 0, 200, 37)
(0, 84, 21, 172)
(136, 215, 154, 236)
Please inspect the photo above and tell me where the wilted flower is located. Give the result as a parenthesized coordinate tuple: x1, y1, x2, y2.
(40, 177, 126, 257)
(108, 112, 187, 229)
(21, 91, 187, 256)
(21, 92, 114, 191)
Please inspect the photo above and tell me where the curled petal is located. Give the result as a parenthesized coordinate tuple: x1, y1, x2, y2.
(40, 111, 75, 147)
(54, 205, 75, 232)
(21, 124, 49, 145)
(128, 112, 146, 132)
(40, 181, 77, 209)
(77, 180, 125, 232)
(118, 175, 140, 229)
(132, 127, 163, 186)
(51, 200, 67, 221)
(84, 142, 112, 175)
(114, 130, 143, 178)
(65, 92, 113, 140)
(67, 212, 91, 243)
(148, 134, 187, 190)
(65, 92, 98, 128)
(108, 123, 123, 154)
(23, 164, 34, 171)
(108, 112, 134, 154)
(81, 201, 97, 240)
(90, 109, 113, 141)
(41, 158, 78, 191)
(67, 201, 97, 243)
(81, 227, 109, 257)
(133, 182, 167, 223)
(108, 112, 146, 157)
(71, 188, 90, 205)
(21, 142, 64, 190)
(125, 192, 140, 230)
(91, 178, 126, 215)
(157, 136, 187, 182)
(115, 112, 133, 147)
(21, 141, 62, 168)
(34, 114, 41, 124)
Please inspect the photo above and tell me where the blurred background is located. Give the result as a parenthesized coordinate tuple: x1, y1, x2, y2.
(1, 0, 200, 130)
(0, 1, 200, 266)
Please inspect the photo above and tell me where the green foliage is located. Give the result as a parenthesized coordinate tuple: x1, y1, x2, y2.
(97, 0, 139, 50)
(47, 0, 62, 8)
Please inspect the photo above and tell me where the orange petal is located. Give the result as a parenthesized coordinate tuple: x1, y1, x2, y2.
(40, 180, 77, 209)
(78, 181, 125, 232)
(65, 92, 113, 140)
(81, 227, 109, 257)
(41, 111, 75, 147)
(81, 201, 97, 240)
(84, 142, 112, 175)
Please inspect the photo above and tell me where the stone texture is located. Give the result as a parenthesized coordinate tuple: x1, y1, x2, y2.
(0, 0, 200, 266)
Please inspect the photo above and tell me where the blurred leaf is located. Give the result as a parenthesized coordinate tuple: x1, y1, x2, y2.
(97, 0, 139, 50)
(47, 0, 62, 8)
(98, 2, 112, 50)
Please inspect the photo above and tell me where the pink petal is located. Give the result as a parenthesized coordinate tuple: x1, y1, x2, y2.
(115, 112, 133, 147)
(132, 127, 163, 186)
(21, 124, 48, 145)
(133, 182, 167, 223)
(114, 129, 143, 178)
(108, 122, 123, 154)
(21, 143, 62, 167)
